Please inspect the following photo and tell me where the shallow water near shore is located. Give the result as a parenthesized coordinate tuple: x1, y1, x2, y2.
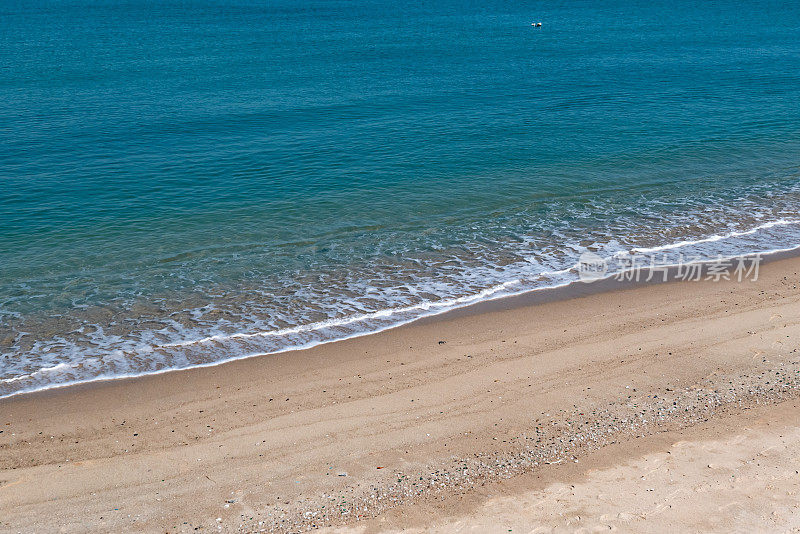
(2, 0, 800, 396)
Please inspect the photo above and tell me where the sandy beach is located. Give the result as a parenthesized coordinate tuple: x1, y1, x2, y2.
(5, 1, 800, 532)
(3, 254, 800, 533)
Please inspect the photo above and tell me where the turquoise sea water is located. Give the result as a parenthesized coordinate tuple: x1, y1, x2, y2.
(2, 0, 800, 396)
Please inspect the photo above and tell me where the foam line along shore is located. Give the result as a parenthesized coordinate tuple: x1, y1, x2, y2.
(3, 218, 800, 399)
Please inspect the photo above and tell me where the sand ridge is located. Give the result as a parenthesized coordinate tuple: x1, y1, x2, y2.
(331, 400, 800, 533)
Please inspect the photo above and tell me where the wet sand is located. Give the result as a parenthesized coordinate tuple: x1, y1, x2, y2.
(2, 255, 800, 532)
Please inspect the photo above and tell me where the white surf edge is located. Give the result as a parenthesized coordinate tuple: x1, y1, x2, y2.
(2, 234, 800, 400)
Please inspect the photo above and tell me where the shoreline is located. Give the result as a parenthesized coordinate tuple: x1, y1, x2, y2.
(3, 253, 800, 532)
(5, 243, 799, 403)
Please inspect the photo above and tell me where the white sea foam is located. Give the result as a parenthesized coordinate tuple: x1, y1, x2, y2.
(3, 204, 800, 399)
(629, 219, 800, 254)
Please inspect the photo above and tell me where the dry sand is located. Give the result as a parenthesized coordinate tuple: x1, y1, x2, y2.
(2, 255, 800, 533)
(329, 399, 800, 534)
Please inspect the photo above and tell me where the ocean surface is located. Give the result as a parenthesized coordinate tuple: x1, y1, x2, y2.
(2, 0, 800, 397)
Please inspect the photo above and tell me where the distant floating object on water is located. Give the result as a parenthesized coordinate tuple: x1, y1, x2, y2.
(531, 22, 542, 27)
